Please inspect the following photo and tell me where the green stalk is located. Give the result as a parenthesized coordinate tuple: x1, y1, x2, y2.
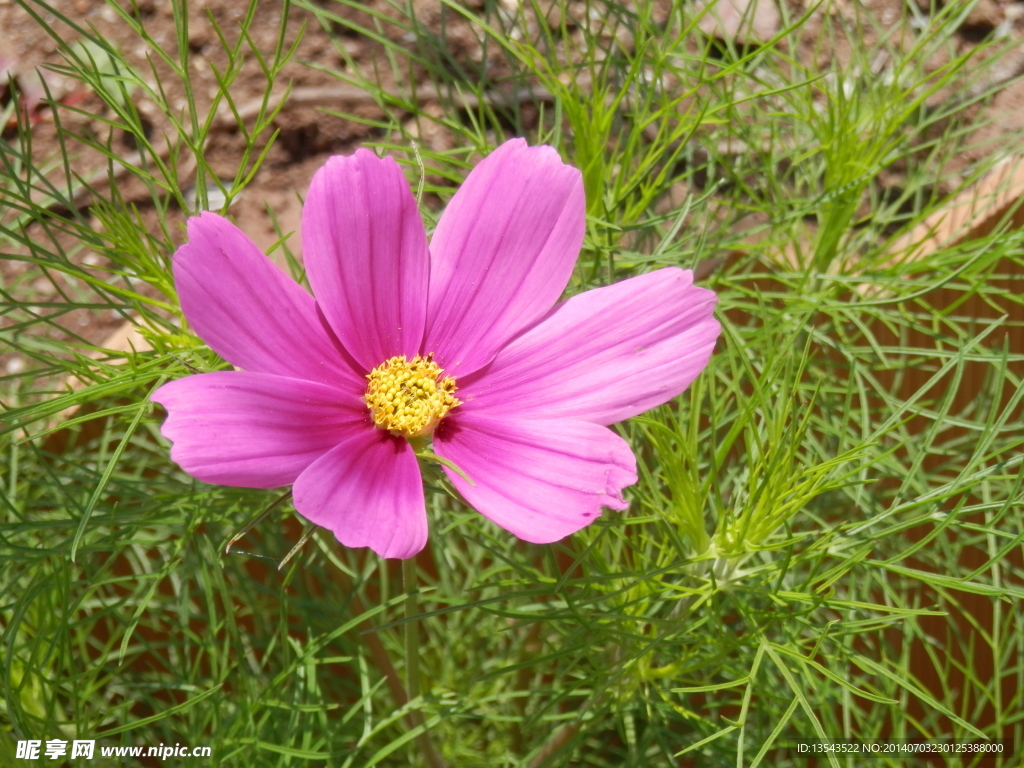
(403, 557, 447, 768)
(403, 557, 421, 705)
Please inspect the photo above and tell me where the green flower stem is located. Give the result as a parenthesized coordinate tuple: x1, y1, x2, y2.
(332, 568, 409, 713)
(334, 564, 446, 768)
(403, 557, 447, 768)
(403, 557, 421, 704)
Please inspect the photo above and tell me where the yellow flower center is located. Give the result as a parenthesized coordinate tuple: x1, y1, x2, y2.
(364, 354, 460, 438)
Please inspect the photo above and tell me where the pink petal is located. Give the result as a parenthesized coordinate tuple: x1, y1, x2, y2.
(302, 150, 430, 371)
(458, 268, 720, 425)
(292, 428, 427, 559)
(434, 414, 637, 544)
(153, 371, 367, 488)
(174, 212, 362, 390)
(424, 139, 585, 377)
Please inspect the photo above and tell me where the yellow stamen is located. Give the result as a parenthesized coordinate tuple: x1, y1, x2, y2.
(364, 354, 460, 438)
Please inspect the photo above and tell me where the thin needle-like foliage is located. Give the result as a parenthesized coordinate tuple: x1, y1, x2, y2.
(2, 0, 1023, 765)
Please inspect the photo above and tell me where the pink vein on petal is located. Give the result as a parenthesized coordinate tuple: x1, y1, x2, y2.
(174, 212, 363, 390)
(434, 414, 637, 544)
(292, 427, 428, 559)
(153, 371, 367, 489)
(458, 268, 721, 425)
(424, 139, 585, 376)
(302, 150, 429, 371)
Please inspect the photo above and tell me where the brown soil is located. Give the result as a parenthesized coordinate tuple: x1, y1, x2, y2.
(2, 0, 1024, 377)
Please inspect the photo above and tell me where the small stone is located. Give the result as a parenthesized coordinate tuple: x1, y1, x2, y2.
(188, 31, 209, 53)
(695, 0, 781, 43)
(962, 0, 1003, 34)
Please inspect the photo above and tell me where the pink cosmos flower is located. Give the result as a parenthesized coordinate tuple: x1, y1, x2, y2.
(153, 139, 720, 559)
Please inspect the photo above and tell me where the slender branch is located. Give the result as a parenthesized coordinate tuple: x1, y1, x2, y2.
(401, 557, 448, 768)
(403, 558, 422, 704)
(332, 568, 407, 707)
(333, 558, 447, 768)
(530, 724, 582, 768)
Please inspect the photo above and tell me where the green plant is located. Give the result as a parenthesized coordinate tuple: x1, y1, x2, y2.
(2, 0, 1022, 765)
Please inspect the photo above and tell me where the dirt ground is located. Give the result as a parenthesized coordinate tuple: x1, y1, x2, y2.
(1, 0, 383, 378)
(3, 0, 1024, 375)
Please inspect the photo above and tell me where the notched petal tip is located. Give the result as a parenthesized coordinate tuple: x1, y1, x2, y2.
(311, 149, 404, 196)
(153, 371, 365, 489)
(171, 211, 363, 389)
(184, 209, 227, 237)
(491, 136, 574, 173)
(302, 144, 430, 370)
(459, 267, 722, 426)
(424, 138, 586, 375)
